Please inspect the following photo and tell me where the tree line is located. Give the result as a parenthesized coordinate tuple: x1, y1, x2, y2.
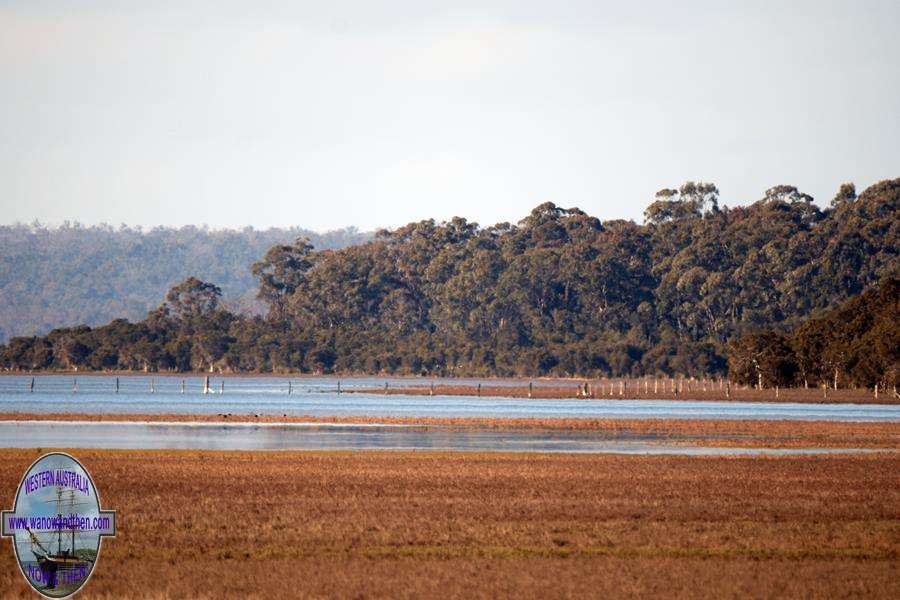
(728, 278, 898, 390)
(1, 178, 897, 379)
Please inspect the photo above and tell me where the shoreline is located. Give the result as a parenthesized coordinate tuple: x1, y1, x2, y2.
(1, 372, 895, 404)
(352, 383, 899, 404)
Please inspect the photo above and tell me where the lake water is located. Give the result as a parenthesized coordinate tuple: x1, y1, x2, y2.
(0, 375, 898, 422)
(0, 420, 887, 456)
(1, 375, 897, 454)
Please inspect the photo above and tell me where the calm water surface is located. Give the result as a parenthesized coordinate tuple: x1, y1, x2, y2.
(2, 376, 897, 454)
(0, 375, 898, 421)
(0, 420, 887, 456)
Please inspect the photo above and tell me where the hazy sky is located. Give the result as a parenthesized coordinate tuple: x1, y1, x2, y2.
(1, 1, 898, 231)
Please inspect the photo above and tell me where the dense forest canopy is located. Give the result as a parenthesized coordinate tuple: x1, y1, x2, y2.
(1, 178, 898, 378)
(728, 278, 899, 389)
(0, 224, 370, 343)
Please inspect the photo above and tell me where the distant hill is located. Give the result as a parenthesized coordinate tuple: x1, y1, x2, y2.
(0, 224, 371, 343)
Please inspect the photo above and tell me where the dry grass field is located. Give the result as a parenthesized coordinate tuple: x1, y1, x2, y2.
(0, 449, 898, 598)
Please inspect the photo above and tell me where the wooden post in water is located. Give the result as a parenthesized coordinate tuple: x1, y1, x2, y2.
(203, 376, 210, 395)
(337, 380, 341, 394)
(181, 379, 185, 394)
(477, 383, 481, 397)
(73, 378, 77, 394)
(220, 380, 224, 394)
(150, 379, 155, 394)
(115, 377, 119, 394)
(528, 382, 533, 398)
(288, 380, 292, 395)
(30, 377, 34, 393)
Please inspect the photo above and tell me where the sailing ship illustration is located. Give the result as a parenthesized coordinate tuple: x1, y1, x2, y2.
(24, 487, 94, 592)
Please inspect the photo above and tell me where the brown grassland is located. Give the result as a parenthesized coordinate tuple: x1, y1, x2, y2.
(2, 412, 898, 449)
(0, 449, 898, 599)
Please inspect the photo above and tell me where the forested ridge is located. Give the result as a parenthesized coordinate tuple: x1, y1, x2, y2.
(1, 178, 898, 379)
(0, 224, 370, 343)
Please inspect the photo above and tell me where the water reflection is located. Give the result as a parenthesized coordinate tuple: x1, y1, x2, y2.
(0, 421, 889, 456)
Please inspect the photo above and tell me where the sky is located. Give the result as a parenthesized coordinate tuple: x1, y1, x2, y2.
(1, 0, 898, 232)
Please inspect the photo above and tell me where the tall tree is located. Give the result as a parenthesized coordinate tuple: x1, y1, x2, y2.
(163, 278, 223, 320)
(252, 238, 314, 319)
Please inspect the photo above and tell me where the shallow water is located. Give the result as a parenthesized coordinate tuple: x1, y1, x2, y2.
(0, 420, 886, 456)
(1, 375, 899, 422)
